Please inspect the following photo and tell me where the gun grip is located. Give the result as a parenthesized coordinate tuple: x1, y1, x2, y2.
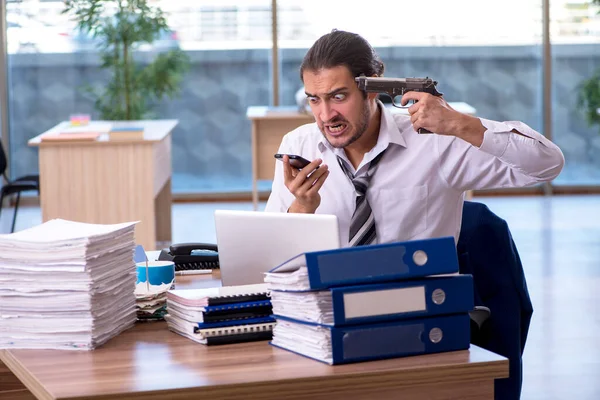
(418, 128, 434, 134)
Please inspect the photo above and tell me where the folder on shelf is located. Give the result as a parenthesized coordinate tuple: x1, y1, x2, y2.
(270, 274, 474, 326)
(271, 313, 470, 365)
(264, 237, 459, 291)
(166, 283, 270, 307)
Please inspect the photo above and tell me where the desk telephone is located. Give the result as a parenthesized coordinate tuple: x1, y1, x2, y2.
(158, 242, 220, 271)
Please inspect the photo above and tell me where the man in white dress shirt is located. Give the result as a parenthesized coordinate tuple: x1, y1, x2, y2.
(265, 30, 564, 246)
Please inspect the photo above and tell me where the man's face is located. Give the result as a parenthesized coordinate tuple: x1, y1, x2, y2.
(303, 66, 371, 149)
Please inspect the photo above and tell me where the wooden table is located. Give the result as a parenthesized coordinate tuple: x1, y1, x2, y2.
(1, 273, 507, 400)
(27, 120, 177, 250)
(247, 103, 477, 210)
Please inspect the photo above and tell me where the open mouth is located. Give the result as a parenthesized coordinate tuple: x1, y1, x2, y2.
(325, 122, 347, 136)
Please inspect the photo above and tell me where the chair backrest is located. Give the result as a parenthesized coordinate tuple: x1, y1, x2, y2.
(457, 200, 533, 400)
(0, 136, 7, 177)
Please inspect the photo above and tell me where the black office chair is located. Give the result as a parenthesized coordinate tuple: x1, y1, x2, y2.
(0, 138, 40, 233)
(457, 201, 533, 400)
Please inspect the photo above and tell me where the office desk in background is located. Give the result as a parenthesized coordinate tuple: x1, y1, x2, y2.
(247, 103, 477, 210)
(27, 120, 177, 250)
(1, 271, 507, 400)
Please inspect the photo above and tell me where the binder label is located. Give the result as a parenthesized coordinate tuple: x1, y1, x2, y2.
(343, 286, 426, 319)
(342, 323, 426, 360)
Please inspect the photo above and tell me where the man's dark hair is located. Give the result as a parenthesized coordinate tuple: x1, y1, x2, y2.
(300, 29, 385, 82)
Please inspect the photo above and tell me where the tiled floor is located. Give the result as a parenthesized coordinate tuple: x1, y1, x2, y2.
(1, 194, 599, 399)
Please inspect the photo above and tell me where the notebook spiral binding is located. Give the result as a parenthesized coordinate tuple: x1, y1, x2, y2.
(206, 300, 271, 312)
(201, 322, 276, 338)
(208, 292, 271, 306)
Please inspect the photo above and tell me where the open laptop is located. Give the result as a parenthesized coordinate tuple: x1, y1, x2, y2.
(214, 210, 341, 286)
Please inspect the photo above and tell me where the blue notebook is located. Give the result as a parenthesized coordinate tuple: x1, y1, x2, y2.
(265, 236, 459, 290)
(271, 313, 471, 365)
(166, 299, 272, 323)
(270, 275, 473, 326)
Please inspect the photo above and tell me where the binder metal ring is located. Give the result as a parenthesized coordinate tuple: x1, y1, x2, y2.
(429, 327, 443, 343)
(412, 250, 428, 266)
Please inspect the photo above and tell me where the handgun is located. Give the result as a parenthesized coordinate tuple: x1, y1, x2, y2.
(355, 75, 443, 134)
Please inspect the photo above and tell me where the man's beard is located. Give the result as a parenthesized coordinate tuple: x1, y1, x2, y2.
(320, 100, 371, 149)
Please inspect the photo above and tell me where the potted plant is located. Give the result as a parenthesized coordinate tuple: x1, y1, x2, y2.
(578, 70, 600, 134)
(63, 0, 190, 120)
(577, 0, 600, 134)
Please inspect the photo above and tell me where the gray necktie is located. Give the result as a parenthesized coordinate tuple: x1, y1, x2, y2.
(337, 151, 385, 246)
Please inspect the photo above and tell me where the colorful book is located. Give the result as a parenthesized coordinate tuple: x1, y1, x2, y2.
(270, 275, 473, 326)
(108, 126, 145, 140)
(264, 237, 459, 291)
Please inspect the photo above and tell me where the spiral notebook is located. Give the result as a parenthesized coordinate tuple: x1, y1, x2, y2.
(166, 299, 273, 323)
(165, 315, 275, 345)
(166, 283, 269, 307)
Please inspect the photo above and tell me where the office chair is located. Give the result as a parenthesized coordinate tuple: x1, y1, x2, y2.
(457, 201, 533, 400)
(0, 138, 40, 233)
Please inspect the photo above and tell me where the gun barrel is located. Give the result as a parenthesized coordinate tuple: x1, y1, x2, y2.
(355, 76, 442, 96)
(356, 76, 407, 92)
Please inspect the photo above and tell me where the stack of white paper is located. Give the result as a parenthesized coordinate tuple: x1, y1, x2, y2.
(270, 290, 334, 325)
(271, 318, 334, 364)
(0, 219, 138, 350)
(134, 282, 172, 321)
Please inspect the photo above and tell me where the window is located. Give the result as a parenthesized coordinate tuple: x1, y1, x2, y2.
(551, 0, 600, 185)
(3, 0, 599, 194)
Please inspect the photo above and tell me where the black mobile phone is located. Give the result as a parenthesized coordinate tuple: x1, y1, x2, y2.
(274, 153, 311, 169)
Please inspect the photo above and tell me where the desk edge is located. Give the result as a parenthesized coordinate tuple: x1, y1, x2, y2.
(0, 350, 55, 400)
(0, 349, 507, 400)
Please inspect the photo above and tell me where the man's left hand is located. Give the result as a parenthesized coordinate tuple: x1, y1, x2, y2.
(401, 92, 486, 147)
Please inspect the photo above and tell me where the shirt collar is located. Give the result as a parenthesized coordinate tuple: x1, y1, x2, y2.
(317, 100, 407, 156)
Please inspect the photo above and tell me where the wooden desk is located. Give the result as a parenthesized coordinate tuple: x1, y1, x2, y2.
(247, 103, 477, 210)
(28, 120, 177, 250)
(1, 273, 507, 400)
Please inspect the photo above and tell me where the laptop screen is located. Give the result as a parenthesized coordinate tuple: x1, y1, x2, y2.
(214, 210, 341, 286)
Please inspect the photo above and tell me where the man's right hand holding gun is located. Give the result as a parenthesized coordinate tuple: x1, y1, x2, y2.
(400, 90, 487, 146)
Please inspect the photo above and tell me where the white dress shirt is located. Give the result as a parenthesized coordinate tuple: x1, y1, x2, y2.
(265, 102, 565, 246)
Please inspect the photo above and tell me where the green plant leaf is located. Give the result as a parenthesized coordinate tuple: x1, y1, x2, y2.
(577, 69, 600, 133)
(64, 0, 189, 120)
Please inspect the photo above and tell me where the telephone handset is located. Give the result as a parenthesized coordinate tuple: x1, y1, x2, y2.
(158, 242, 220, 271)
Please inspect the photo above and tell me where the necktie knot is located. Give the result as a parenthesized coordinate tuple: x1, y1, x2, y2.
(337, 151, 384, 195)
